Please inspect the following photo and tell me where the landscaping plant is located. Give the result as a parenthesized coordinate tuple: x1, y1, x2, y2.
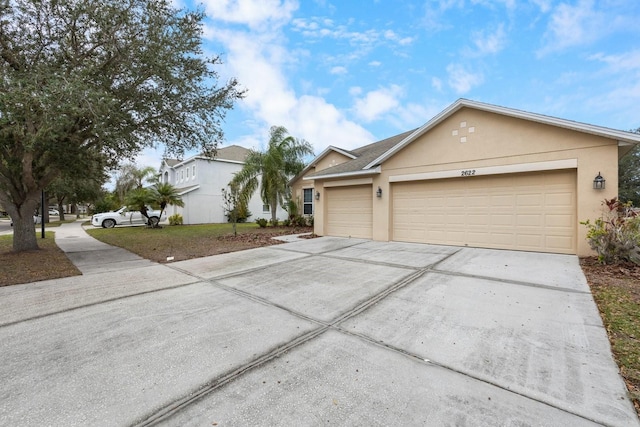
(582, 198, 640, 264)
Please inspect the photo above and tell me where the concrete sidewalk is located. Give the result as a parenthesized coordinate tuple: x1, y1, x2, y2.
(54, 220, 154, 274)
(0, 234, 637, 426)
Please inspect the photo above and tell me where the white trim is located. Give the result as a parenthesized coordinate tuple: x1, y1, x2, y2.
(303, 166, 381, 181)
(178, 185, 200, 195)
(389, 159, 578, 183)
(365, 98, 640, 169)
(290, 146, 358, 185)
(323, 178, 373, 188)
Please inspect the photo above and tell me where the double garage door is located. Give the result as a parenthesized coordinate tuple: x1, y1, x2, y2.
(392, 170, 576, 254)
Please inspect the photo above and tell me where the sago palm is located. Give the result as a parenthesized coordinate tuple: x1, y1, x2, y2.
(153, 182, 184, 220)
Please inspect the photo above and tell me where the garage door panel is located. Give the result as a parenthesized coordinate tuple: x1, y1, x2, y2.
(392, 170, 576, 254)
(546, 214, 573, 227)
(326, 186, 372, 239)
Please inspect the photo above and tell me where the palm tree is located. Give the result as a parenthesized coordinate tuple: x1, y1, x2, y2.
(124, 188, 156, 226)
(232, 126, 314, 223)
(153, 182, 184, 220)
(115, 164, 157, 204)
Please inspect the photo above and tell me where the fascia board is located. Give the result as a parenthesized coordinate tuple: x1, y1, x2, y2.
(302, 166, 381, 181)
(364, 98, 640, 170)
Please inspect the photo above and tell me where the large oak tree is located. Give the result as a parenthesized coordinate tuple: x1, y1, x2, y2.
(0, 0, 244, 251)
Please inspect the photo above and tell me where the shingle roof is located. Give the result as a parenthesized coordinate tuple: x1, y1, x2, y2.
(163, 159, 181, 167)
(214, 145, 250, 162)
(163, 145, 251, 168)
(306, 129, 417, 178)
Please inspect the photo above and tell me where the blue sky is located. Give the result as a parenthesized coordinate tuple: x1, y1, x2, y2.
(136, 0, 640, 169)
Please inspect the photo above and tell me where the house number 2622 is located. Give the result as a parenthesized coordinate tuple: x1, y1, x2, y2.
(461, 169, 476, 177)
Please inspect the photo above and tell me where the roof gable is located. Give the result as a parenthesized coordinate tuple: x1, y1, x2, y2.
(305, 129, 416, 179)
(364, 98, 640, 169)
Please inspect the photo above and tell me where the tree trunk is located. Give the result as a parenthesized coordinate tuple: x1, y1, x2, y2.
(58, 199, 66, 221)
(270, 198, 278, 224)
(7, 198, 40, 252)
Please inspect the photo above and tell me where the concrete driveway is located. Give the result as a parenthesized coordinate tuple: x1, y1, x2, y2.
(0, 227, 638, 426)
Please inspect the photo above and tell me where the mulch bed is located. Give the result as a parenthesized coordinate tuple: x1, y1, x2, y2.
(580, 257, 640, 416)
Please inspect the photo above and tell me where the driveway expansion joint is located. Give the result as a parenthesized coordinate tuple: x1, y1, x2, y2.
(132, 325, 331, 427)
(431, 268, 593, 294)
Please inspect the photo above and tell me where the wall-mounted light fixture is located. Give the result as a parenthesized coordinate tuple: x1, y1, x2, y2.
(376, 186, 382, 198)
(315, 191, 320, 200)
(593, 172, 605, 190)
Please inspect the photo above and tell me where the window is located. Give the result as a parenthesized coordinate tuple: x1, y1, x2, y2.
(192, 165, 196, 179)
(303, 188, 313, 215)
(180, 170, 184, 182)
(186, 167, 189, 179)
(263, 204, 270, 213)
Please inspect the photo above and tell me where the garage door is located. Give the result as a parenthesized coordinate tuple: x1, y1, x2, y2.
(326, 185, 372, 239)
(392, 170, 576, 254)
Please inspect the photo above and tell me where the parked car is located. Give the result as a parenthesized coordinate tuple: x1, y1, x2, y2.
(91, 206, 166, 228)
(10, 215, 41, 226)
(48, 209, 59, 216)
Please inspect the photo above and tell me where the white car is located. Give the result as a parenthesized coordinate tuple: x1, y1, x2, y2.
(48, 209, 59, 216)
(91, 206, 166, 228)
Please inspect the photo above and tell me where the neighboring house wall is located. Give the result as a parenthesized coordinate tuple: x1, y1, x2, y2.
(304, 100, 640, 257)
(159, 148, 287, 224)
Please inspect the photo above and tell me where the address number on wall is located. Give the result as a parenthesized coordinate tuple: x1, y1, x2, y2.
(460, 169, 476, 177)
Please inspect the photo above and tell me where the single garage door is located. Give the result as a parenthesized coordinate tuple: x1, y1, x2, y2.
(392, 170, 576, 254)
(326, 185, 373, 239)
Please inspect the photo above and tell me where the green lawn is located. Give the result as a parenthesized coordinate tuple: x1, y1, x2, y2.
(86, 222, 312, 262)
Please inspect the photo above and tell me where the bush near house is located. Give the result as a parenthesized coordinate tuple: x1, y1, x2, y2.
(168, 214, 183, 226)
(580, 197, 640, 415)
(582, 198, 640, 265)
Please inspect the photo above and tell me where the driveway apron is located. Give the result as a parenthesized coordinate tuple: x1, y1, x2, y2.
(0, 234, 637, 426)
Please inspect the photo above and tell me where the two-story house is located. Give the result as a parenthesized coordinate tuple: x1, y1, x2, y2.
(159, 145, 287, 224)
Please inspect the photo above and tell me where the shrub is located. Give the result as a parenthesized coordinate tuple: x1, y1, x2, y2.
(256, 218, 268, 228)
(307, 215, 314, 227)
(292, 215, 306, 227)
(269, 218, 279, 227)
(168, 214, 183, 225)
(582, 198, 640, 264)
(282, 218, 291, 227)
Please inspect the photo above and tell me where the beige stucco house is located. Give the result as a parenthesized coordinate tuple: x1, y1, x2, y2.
(290, 99, 640, 256)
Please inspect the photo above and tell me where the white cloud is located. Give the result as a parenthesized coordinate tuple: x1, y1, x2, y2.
(202, 0, 299, 29)
(537, 0, 603, 55)
(431, 77, 443, 91)
(384, 29, 414, 46)
(369, 61, 382, 67)
(446, 63, 484, 93)
(201, 28, 373, 152)
(330, 66, 348, 75)
(530, 0, 552, 13)
(588, 50, 640, 73)
(472, 24, 506, 55)
(349, 86, 363, 96)
(353, 85, 403, 122)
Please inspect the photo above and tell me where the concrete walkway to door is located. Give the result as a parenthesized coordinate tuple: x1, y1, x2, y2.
(0, 233, 637, 426)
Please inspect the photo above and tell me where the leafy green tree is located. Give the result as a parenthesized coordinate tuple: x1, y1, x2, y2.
(153, 182, 184, 221)
(232, 126, 314, 223)
(48, 161, 109, 220)
(0, 0, 244, 251)
(619, 128, 640, 206)
(222, 183, 242, 236)
(92, 191, 120, 215)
